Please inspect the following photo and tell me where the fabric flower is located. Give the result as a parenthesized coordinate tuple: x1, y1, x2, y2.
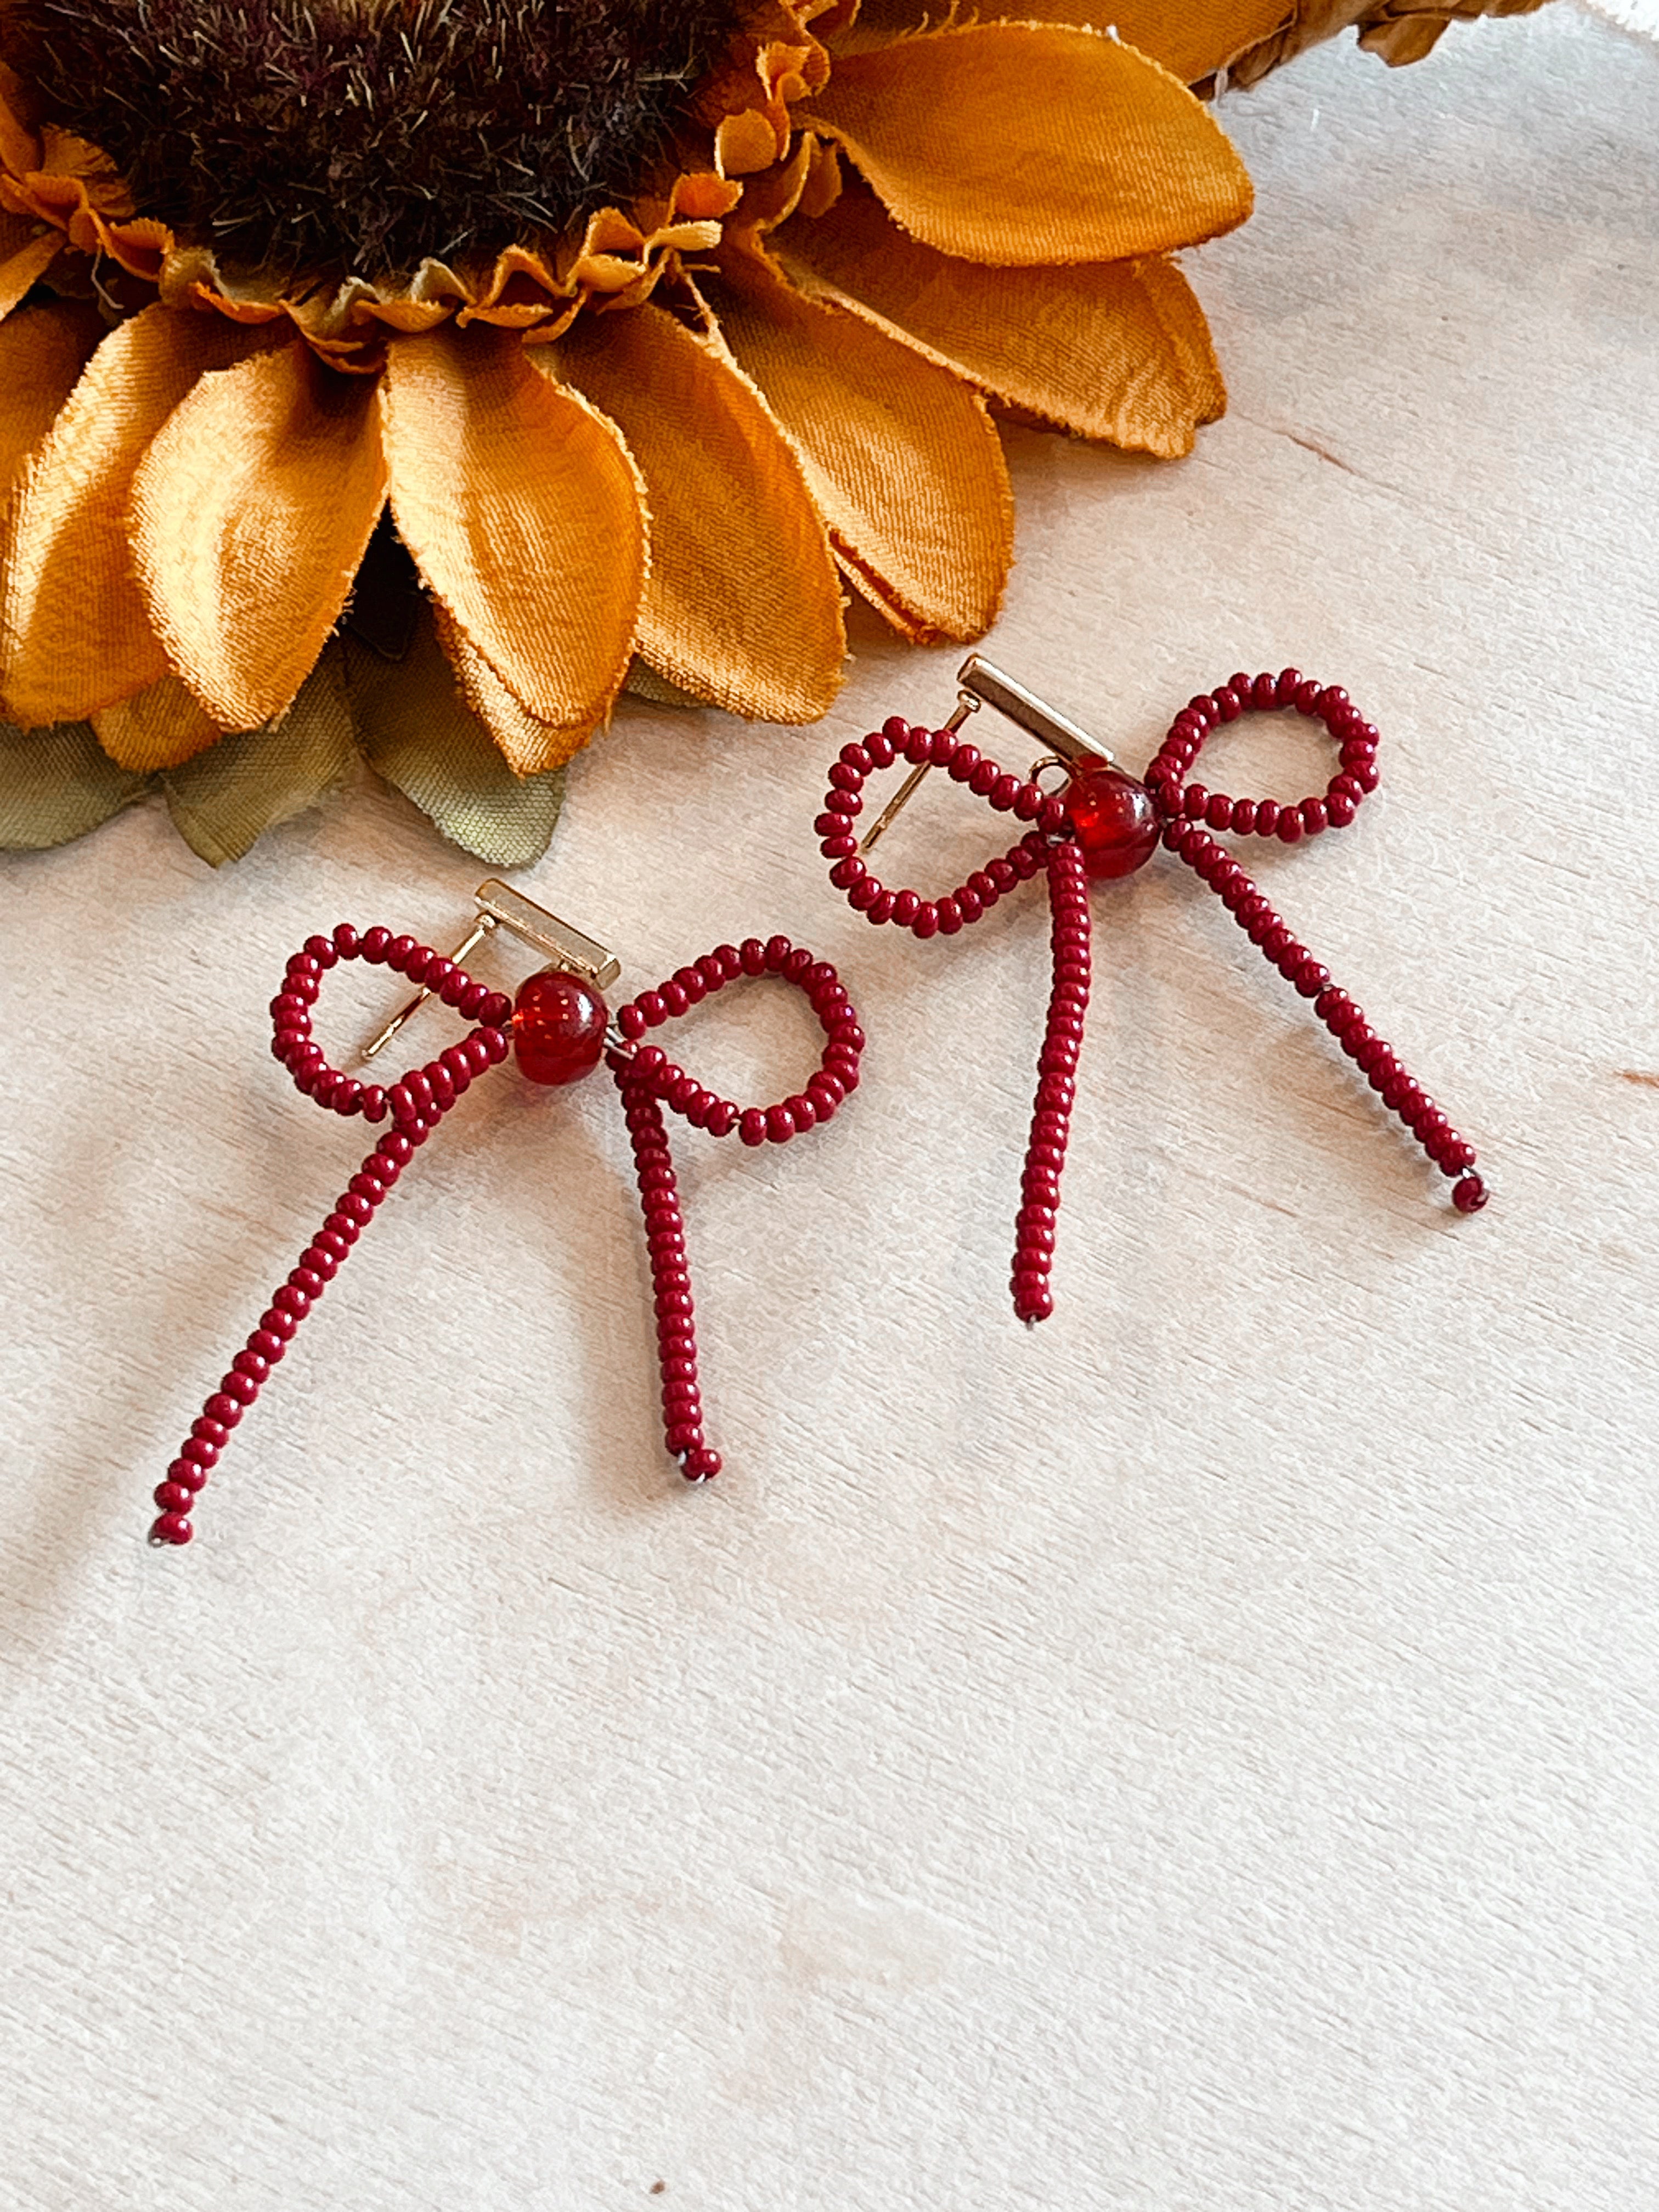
(2, 0, 1266, 860)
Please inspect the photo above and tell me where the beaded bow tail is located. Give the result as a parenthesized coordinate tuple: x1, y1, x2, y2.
(153, 924, 862, 1546)
(819, 664, 1487, 1326)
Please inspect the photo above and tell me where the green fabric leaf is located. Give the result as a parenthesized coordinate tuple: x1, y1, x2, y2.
(162, 653, 356, 867)
(342, 617, 567, 868)
(623, 658, 708, 709)
(0, 719, 153, 849)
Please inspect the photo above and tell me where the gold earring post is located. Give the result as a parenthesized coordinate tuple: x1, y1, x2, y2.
(855, 654, 1114, 857)
(358, 881, 624, 1064)
(361, 914, 499, 1064)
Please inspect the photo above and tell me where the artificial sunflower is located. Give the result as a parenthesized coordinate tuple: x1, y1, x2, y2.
(0, 0, 1542, 864)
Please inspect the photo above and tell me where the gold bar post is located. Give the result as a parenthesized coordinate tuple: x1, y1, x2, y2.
(359, 881, 623, 1064)
(856, 654, 1113, 857)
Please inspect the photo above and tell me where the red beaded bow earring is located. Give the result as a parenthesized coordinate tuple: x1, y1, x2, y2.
(151, 881, 864, 1547)
(818, 656, 1488, 1326)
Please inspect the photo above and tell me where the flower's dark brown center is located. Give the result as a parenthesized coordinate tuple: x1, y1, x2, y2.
(8, 0, 748, 278)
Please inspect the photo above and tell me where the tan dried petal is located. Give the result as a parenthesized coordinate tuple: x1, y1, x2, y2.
(1222, 0, 1553, 88)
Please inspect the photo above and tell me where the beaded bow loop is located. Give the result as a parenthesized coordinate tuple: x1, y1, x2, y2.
(819, 658, 1487, 1328)
(152, 898, 863, 1547)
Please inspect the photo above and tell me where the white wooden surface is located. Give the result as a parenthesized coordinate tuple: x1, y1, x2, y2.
(2, 14, 1656, 2209)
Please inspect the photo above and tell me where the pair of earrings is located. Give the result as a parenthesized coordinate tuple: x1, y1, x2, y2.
(150, 658, 1487, 1548)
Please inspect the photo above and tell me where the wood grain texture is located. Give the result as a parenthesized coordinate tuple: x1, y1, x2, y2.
(1, 14, 1656, 2208)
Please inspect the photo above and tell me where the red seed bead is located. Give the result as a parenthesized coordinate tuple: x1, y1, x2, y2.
(739, 1109, 766, 1147)
(191, 1417, 228, 1446)
(167, 1456, 207, 1491)
(181, 1436, 218, 1469)
(1453, 1175, 1488, 1213)
(765, 1105, 797, 1143)
(1301, 799, 1329, 836)
(513, 969, 608, 1085)
(205, 1392, 244, 1427)
(152, 1513, 194, 1546)
(154, 1480, 196, 1514)
(1276, 809, 1304, 844)
(360, 926, 392, 962)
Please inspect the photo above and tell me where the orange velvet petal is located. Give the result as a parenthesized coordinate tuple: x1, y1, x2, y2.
(704, 249, 1010, 644)
(799, 22, 1252, 266)
(129, 340, 388, 729)
(551, 303, 844, 721)
(430, 600, 595, 776)
(1135, 253, 1227, 426)
(381, 324, 646, 730)
(845, 0, 1291, 84)
(0, 304, 279, 727)
(0, 301, 104, 505)
(91, 670, 223, 770)
(0, 225, 60, 319)
(0, 70, 40, 176)
(781, 186, 1223, 455)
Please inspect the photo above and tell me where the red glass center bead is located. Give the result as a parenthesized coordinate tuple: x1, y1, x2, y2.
(512, 968, 608, 1085)
(1060, 764, 1161, 881)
